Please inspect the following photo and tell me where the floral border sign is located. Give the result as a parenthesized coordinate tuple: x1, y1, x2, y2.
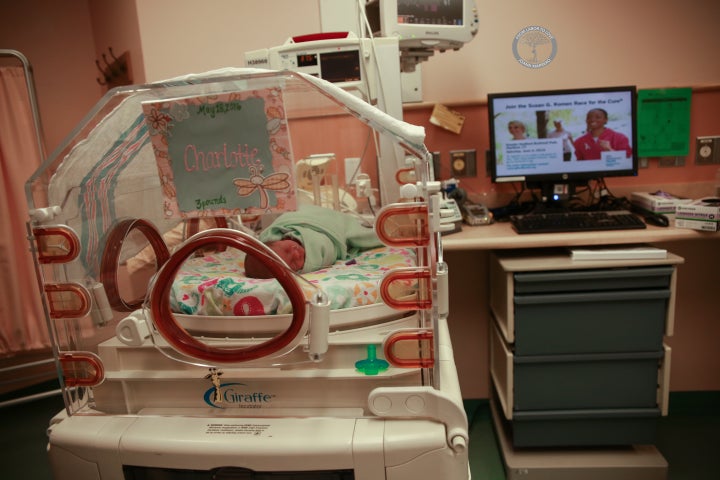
(142, 87, 297, 219)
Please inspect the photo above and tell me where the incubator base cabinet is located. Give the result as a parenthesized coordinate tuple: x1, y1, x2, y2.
(47, 333, 467, 480)
(489, 250, 682, 478)
(47, 315, 469, 480)
(25, 69, 471, 479)
(48, 409, 469, 480)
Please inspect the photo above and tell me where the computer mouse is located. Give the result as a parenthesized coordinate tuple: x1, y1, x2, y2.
(644, 214, 669, 227)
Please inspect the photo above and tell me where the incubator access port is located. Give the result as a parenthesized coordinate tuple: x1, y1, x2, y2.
(375, 203, 430, 247)
(45, 283, 92, 319)
(383, 329, 434, 368)
(59, 352, 104, 387)
(148, 229, 308, 364)
(33, 225, 80, 264)
(380, 267, 432, 310)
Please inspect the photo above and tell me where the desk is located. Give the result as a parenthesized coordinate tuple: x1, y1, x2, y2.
(442, 220, 715, 251)
(440, 221, 720, 400)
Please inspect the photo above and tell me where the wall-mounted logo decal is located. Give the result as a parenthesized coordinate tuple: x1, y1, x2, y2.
(513, 26, 557, 69)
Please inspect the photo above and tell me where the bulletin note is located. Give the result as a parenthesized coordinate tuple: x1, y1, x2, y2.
(637, 88, 692, 157)
(142, 87, 296, 219)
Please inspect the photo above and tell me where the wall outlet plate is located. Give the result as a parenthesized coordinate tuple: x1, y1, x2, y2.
(695, 136, 720, 165)
(450, 149, 477, 177)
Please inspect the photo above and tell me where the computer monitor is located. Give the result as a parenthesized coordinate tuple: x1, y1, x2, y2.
(487, 86, 638, 202)
(366, 0, 479, 51)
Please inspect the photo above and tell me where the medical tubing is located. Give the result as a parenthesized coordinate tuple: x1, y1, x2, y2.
(148, 229, 307, 363)
(100, 218, 170, 311)
(186, 216, 228, 237)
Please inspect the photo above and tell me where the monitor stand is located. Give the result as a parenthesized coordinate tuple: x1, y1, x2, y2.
(528, 182, 577, 208)
(527, 181, 584, 212)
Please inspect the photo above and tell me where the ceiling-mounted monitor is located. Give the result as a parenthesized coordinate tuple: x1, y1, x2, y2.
(365, 0, 478, 53)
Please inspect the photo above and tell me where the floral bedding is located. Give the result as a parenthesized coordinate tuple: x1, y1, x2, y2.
(170, 246, 416, 316)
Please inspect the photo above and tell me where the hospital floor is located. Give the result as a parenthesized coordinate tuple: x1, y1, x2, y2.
(2, 382, 718, 479)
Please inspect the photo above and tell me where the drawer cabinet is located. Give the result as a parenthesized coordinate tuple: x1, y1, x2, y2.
(489, 251, 683, 448)
(512, 288, 670, 356)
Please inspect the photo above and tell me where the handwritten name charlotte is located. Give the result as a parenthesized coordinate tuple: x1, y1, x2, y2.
(184, 102, 264, 210)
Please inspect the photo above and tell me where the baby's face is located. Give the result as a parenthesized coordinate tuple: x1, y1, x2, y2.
(268, 239, 305, 272)
(244, 239, 306, 279)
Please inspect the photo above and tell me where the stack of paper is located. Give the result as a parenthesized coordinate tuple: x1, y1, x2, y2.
(570, 246, 668, 261)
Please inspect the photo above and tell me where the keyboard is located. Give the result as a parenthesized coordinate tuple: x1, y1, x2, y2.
(510, 210, 647, 234)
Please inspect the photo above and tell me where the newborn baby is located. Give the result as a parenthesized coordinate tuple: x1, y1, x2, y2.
(244, 205, 382, 279)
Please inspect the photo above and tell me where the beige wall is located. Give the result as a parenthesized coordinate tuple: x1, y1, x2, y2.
(135, 0, 320, 82)
(424, 0, 720, 102)
(88, 0, 145, 85)
(4, 0, 720, 151)
(0, 0, 100, 152)
(130, 1, 720, 101)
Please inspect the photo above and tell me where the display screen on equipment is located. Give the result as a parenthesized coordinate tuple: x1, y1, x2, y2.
(487, 86, 638, 185)
(397, 0, 464, 25)
(318, 50, 361, 83)
(365, 0, 477, 51)
(296, 54, 318, 67)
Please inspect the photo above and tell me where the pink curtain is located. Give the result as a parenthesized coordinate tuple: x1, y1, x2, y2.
(0, 64, 49, 356)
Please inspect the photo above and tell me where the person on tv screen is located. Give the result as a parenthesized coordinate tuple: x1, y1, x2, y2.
(507, 120, 528, 140)
(573, 108, 632, 160)
(547, 119, 574, 161)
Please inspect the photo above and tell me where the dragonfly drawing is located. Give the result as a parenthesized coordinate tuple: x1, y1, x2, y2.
(233, 165, 290, 210)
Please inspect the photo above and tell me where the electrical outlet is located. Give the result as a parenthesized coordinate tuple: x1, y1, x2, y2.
(695, 136, 720, 165)
(449, 149, 477, 177)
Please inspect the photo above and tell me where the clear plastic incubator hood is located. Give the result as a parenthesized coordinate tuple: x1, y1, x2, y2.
(25, 68, 470, 480)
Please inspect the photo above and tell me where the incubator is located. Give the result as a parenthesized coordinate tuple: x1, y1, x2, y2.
(25, 68, 470, 479)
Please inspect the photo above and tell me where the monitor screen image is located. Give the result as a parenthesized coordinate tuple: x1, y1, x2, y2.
(366, 0, 478, 51)
(487, 86, 638, 185)
(397, 0, 464, 26)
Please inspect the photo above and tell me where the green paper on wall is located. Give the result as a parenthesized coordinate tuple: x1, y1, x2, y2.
(637, 88, 692, 157)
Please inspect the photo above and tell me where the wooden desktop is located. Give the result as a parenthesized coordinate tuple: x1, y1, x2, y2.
(442, 218, 715, 251)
